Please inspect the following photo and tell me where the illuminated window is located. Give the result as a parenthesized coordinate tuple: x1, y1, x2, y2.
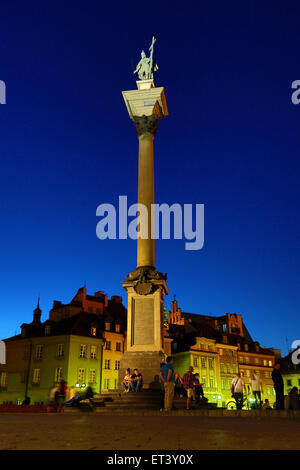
(35, 345, 43, 360)
(115, 360, 120, 370)
(89, 369, 96, 384)
(209, 378, 214, 389)
(79, 345, 87, 358)
(57, 344, 64, 357)
(226, 363, 231, 373)
(208, 358, 214, 369)
(78, 369, 85, 382)
(265, 371, 269, 378)
(193, 356, 199, 367)
(104, 359, 110, 370)
(116, 342, 122, 352)
(208, 345, 213, 351)
(106, 341, 111, 350)
(0, 372, 7, 388)
(91, 327, 97, 336)
(104, 378, 110, 390)
(90, 346, 97, 359)
(221, 379, 226, 390)
(220, 363, 225, 373)
(200, 344, 205, 350)
(55, 367, 62, 383)
(32, 369, 40, 384)
(268, 360, 272, 366)
(201, 357, 206, 368)
(255, 358, 259, 364)
(105, 322, 111, 331)
(245, 357, 249, 363)
(263, 360, 267, 366)
(115, 324, 120, 333)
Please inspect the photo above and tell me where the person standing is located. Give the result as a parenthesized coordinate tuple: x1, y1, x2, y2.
(272, 362, 284, 410)
(249, 371, 263, 408)
(160, 356, 175, 412)
(231, 372, 246, 409)
(182, 366, 195, 410)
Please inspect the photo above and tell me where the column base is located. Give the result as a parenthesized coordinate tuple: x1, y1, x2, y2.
(119, 350, 165, 390)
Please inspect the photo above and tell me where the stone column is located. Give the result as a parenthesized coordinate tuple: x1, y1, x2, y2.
(134, 115, 158, 269)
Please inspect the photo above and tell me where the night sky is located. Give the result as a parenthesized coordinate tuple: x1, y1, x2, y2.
(0, 1, 299, 354)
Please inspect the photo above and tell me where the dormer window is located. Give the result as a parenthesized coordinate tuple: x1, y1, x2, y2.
(91, 327, 97, 336)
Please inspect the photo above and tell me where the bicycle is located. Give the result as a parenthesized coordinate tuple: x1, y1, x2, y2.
(226, 392, 252, 410)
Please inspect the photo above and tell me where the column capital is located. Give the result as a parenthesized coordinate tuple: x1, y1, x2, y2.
(133, 114, 158, 137)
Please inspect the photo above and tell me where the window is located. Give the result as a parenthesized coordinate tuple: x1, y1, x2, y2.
(267, 387, 271, 396)
(226, 363, 231, 373)
(35, 345, 43, 360)
(265, 371, 269, 378)
(104, 359, 110, 370)
(79, 344, 87, 358)
(209, 378, 214, 389)
(287, 379, 292, 387)
(228, 380, 232, 390)
(263, 360, 267, 366)
(116, 342, 122, 352)
(0, 372, 7, 388)
(255, 358, 259, 364)
(202, 377, 206, 386)
(298, 379, 300, 387)
(88, 307, 93, 313)
(55, 367, 62, 383)
(219, 348, 223, 356)
(208, 358, 214, 369)
(220, 363, 225, 373)
(115, 324, 120, 333)
(114, 378, 118, 389)
(33, 369, 40, 384)
(268, 360, 272, 367)
(105, 322, 111, 331)
(45, 325, 51, 335)
(222, 324, 227, 332)
(104, 378, 110, 390)
(78, 369, 85, 382)
(89, 369, 96, 384)
(221, 379, 226, 390)
(115, 360, 120, 370)
(200, 343, 205, 350)
(90, 346, 97, 359)
(57, 344, 64, 358)
(193, 356, 198, 367)
(201, 357, 206, 368)
(245, 357, 249, 363)
(208, 344, 213, 351)
(232, 364, 237, 373)
(105, 341, 111, 350)
(91, 327, 97, 336)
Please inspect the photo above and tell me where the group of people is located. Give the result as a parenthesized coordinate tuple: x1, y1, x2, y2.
(159, 357, 206, 411)
(48, 381, 95, 412)
(231, 362, 300, 410)
(122, 369, 143, 392)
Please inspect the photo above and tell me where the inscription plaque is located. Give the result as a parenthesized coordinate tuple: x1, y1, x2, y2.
(132, 298, 154, 345)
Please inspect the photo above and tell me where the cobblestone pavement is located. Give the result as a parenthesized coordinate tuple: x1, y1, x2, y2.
(0, 414, 299, 450)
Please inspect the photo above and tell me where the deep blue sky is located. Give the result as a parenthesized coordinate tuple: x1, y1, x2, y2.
(0, 1, 299, 354)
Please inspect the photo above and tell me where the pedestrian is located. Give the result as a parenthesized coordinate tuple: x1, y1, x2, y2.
(160, 356, 175, 412)
(130, 369, 143, 392)
(249, 370, 263, 408)
(174, 373, 183, 398)
(271, 362, 284, 410)
(49, 383, 60, 410)
(122, 369, 131, 392)
(22, 396, 30, 405)
(231, 372, 246, 409)
(193, 373, 205, 401)
(182, 366, 195, 410)
(262, 398, 272, 410)
(55, 380, 66, 413)
(285, 387, 300, 410)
